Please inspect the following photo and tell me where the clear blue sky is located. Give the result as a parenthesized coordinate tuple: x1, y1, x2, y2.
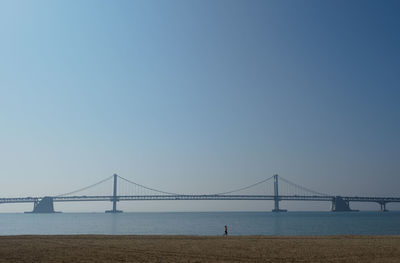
(0, 0, 399, 212)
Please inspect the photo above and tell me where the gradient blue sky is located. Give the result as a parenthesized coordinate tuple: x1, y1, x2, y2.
(1, 0, 399, 212)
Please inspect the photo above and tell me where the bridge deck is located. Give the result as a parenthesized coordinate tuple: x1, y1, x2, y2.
(1, 195, 400, 204)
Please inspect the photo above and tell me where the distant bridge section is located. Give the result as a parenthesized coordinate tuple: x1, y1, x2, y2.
(0, 174, 399, 213)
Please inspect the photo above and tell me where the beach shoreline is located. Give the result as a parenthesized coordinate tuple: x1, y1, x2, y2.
(0, 235, 399, 262)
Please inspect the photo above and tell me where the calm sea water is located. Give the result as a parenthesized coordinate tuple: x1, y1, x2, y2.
(0, 212, 399, 236)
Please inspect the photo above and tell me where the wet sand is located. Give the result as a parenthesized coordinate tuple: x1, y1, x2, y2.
(0, 235, 399, 262)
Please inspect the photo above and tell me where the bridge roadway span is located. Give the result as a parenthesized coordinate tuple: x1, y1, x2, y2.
(1, 174, 399, 212)
(1, 194, 400, 204)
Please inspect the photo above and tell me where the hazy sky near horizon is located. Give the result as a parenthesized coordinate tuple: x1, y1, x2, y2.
(1, 0, 399, 212)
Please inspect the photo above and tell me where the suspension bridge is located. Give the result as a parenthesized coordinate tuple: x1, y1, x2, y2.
(0, 174, 399, 213)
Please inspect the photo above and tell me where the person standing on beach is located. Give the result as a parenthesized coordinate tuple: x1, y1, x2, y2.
(224, 225, 228, 236)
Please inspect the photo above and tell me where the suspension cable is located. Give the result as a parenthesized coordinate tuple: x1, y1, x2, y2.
(212, 175, 275, 195)
(278, 176, 329, 196)
(53, 173, 328, 198)
(117, 175, 180, 195)
(55, 175, 114, 197)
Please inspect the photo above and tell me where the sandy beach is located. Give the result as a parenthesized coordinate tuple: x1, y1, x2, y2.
(0, 235, 399, 262)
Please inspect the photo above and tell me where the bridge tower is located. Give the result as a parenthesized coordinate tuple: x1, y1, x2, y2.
(272, 174, 287, 212)
(106, 174, 122, 213)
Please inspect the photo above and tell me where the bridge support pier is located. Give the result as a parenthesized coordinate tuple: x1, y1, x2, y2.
(106, 174, 122, 213)
(379, 202, 389, 212)
(331, 196, 357, 212)
(272, 174, 287, 212)
(26, 197, 57, 213)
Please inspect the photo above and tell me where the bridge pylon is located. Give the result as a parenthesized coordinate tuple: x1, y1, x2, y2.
(272, 174, 287, 212)
(105, 174, 122, 213)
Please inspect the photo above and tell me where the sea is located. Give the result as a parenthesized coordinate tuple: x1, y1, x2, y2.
(0, 211, 399, 236)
